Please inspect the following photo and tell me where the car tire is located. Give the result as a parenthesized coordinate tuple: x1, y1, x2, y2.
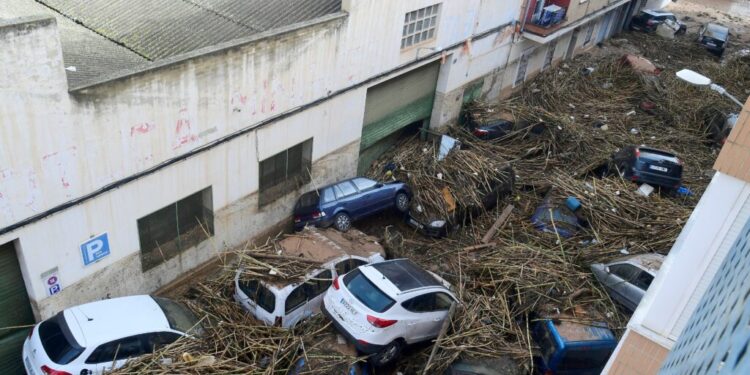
(333, 213, 351, 232)
(395, 192, 410, 212)
(369, 340, 403, 367)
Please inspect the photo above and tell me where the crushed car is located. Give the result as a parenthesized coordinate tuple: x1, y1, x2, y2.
(591, 253, 665, 312)
(22, 296, 202, 375)
(698, 23, 730, 57)
(630, 9, 686, 35)
(531, 193, 584, 238)
(234, 227, 385, 328)
(531, 319, 616, 375)
(322, 258, 458, 367)
(294, 177, 411, 232)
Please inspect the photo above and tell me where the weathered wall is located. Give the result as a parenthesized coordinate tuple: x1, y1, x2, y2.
(1, 1, 528, 318)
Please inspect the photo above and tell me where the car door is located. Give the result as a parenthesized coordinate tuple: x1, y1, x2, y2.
(402, 292, 453, 342)
(284, 269, 333, 327)
(87, 334, 149, 373)
(603, 264, 642, 311)
(334, 181, 363, 219)
(351, 178, 382, 215)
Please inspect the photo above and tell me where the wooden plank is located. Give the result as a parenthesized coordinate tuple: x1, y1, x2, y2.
(481, 205, 514, 244)
(422, 302, 457, 375)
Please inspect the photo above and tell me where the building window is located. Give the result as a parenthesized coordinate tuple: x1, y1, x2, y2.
(543, 40, 557, 71)
(259, 139, 313, 206)
(138, 187, 214, 271)
(584, 23, 595, 45)
(515, 48, 534, 87)
(401, 4, 441, 49)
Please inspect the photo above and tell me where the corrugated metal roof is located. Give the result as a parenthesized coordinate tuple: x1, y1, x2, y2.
(1, 0, 341, 88)
(38, 0, 341, 60)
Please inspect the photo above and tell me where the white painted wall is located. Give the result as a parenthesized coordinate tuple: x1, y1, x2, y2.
(0, 1, 526, 318)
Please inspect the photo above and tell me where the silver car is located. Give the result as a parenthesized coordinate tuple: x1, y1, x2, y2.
(591, 253, 665, 312)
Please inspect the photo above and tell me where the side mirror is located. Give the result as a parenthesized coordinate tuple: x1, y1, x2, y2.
(605, 266, 611, 273)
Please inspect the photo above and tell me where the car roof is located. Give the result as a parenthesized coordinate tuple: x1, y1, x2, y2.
(611, 253, 665, 274)
(369, 259, 443, 292)
(63, 295, 170, 348)
(705, 23, 729, 39)
(642, 9, 673, 17)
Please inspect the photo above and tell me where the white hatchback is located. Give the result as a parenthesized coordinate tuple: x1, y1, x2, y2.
(234, 227, 385, 328)
(322, 259, 457, 366)
(22, 295, 202, 375)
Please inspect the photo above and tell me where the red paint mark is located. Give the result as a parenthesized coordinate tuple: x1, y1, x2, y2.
(263, 80, 269, 90)
(42, 151, 59, 161)
(270, 101, 276, 111)
(61, 177, 70, 188)
(0, 192, 4, 198)
(261, 102, 266, 113)
(130, 122, 155, 136)
(348, 75, 354, 81)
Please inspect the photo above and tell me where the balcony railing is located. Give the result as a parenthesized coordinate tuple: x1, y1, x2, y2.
(523, 0, 570, 37)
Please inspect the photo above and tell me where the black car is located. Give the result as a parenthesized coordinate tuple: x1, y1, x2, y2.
(293, 177, 411, 231)
(471, 119, 514, 140)
(612, 146, 683, 189)
(698, 23, 729, 57)
(631, 9, 686, 34)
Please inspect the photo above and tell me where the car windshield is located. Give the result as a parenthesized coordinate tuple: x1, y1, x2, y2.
(39, 313, 85, 365)
(153, 297, 204, 336)
(344, 269, 395, 313)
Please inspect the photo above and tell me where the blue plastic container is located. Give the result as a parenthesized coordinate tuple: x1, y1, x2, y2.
(565, 196, 582, 212)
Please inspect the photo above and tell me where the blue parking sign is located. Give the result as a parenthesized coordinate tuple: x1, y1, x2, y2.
(81, 233, 110, 266)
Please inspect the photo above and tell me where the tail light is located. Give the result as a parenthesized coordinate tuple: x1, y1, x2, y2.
(544, 370, 555, 375)
(293, 216, 301, 223)
(311, 211, 325, 219)
(27, 326, 33, 339)
(676, 158, 683, 166)
(646, 19, 655, 26)
(473, 129, 489, 137)
(274, 316, 283, 327)
(333, 276, 340, 290)
(634, 148, 641, 158)
(367, 315, 398, 328)
(41, 366, 72, 375)
(631, 175, 639, 182)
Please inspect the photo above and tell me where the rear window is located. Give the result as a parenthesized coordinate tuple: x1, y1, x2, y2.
(153, 297, 203, 336)
(296, 191, 320, 209)
(238, 279, 276, 313)
(638, 149, 679, 164)
(343, 269, 395, 313)
(39, 313, 85, 365)
(558, 347, 613, 371)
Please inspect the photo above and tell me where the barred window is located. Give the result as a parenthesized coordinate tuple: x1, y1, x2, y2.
(259, 139, 313, 206)
(543, 40, 557, 71)
(401, 4, 440, 49)
(138, 187, 214, 271)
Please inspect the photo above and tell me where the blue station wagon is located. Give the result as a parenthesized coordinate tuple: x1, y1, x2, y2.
(293, 177, 411, 231)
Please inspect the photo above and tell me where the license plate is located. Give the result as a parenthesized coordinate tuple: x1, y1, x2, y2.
(339, 298, 357, 316)
(706, 42, 716, 47)
(649, 165, 668, 172)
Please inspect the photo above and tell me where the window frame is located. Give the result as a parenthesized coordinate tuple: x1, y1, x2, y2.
(137, 187, 214, 272)
(85, 334, 148, 364)
(258, 138, 313, 206)
(401, 4, 441, 50)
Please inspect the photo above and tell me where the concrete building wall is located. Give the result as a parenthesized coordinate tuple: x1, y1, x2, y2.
(0, 1, 526, 319)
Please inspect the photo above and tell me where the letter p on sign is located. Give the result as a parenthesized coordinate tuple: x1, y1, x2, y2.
(81, 233, 111, 266)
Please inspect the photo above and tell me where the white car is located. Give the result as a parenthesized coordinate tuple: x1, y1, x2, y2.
(22, 295, 202, 375)
(234, 227, 385, 328)
(322, 259, 457, 366)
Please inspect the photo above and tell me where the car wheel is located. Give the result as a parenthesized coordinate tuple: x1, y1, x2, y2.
(333, 213, 351, 232)
(395, 192, 410, 212)
(370, 340, 403, 367)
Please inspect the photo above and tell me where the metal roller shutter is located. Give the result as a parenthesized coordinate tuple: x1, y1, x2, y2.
(358, 62, 440, 173)
(0, 242, 35, 374)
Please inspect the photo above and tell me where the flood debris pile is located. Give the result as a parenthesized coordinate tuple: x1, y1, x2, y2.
(110, 235, 361, 375)
(368, 134, 515, 224)
(377, 34, 750, 373)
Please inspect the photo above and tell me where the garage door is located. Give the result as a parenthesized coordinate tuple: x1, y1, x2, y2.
(0, 241, 35, 375)
(358, 62, 440, 173)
